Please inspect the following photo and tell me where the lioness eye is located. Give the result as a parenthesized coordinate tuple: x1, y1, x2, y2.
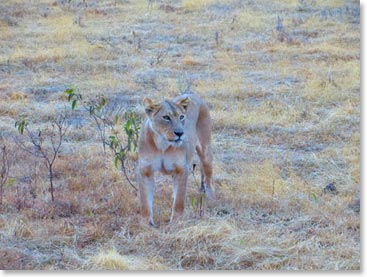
(163, 115, 171, 121)
(180, 115, 185, 120)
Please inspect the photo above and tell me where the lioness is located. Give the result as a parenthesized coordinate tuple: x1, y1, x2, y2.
(137, 94, 213, 226)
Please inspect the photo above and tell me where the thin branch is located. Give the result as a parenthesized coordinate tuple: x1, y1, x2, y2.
(15, 116, 69, 202)
(14, 136, 45, 159)
(0, 145, 10, 186)
(120, 159, 137, 191)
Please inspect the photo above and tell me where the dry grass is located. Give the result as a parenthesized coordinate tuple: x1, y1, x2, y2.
(182, 0, 219, 10)
(92, 248, 167, 270)
(0, 0, 360, 271)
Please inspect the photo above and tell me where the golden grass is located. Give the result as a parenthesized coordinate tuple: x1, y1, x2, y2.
(182, 0, 219, 10)
(303, 60, 359, 105)
(2, 217, 33, 239)
(219, 158, 318, 208)
(245, 102, 302, 127)
(273, 0, 343, 8)
(46, 15, 79, 44)
(10, 47, 69, 64)
(240, 160, 289, 197)
(311, 0, 343, 8)
(0, 22, 11, 41)
(183, 55, 202, 66)
(273, 0, 299, 6)
(8, 91, 28, 101)
(93, 249, 167, 270)
(235, 10, 273, 31)
(342, 133, 360, 184)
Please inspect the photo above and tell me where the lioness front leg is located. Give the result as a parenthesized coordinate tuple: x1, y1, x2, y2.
(138, 167, 155, 226)
(170, 168, 189, 223)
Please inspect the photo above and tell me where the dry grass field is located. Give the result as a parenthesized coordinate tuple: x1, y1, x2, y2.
(0, 0, 360, 270)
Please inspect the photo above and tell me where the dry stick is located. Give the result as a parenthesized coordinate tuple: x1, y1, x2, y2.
(0, 144, 10, 209)
(191, 164, 205, 218)
(121, 158, 138, 192)
(77, 98, 108, 153)
(151, 41, 172, 66)
(16, 118, 68, 202)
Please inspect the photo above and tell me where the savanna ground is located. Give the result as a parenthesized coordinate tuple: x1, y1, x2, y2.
(0, 0, 360, 270)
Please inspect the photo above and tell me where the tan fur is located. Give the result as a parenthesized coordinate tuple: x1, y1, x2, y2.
(137, 94, 213, 226)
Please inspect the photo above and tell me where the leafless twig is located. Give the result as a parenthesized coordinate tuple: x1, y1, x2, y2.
(0, 140, 10, 210)
(15, 116, 69, 202)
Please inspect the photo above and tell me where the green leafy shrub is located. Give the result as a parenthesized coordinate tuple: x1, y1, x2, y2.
(65, 87, 140, 191)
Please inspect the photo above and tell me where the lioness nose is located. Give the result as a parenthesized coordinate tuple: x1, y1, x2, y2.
(174, 131, 184, 138)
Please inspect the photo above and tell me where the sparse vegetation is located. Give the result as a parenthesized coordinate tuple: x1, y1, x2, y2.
(64, 88, 140, 190)
(15, 115, 69, 202)
(0, 0, 360, 270)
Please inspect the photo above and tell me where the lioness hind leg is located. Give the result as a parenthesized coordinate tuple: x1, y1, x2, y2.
(196, 109, 214, 198)
(196, 145, 214, 198)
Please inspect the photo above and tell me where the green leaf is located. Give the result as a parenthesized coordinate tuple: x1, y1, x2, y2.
(309, 192, 318, 203)
(71, 99, 77, 110)
(191, 198, 197, 213)
(125, 120, 131, 131)
(114, 156, 119, 168)
(65, 88, 74, 102)
(114, 115, 120, 125)
(89, 105, 95, 115)
(64, 88, 74, 95)
(117, 150, 126, 160)
(15, 119, 27, 135)
(100, 97, 106, 106)
(108, 136, 119, 149)
(7, 177, 16, 188)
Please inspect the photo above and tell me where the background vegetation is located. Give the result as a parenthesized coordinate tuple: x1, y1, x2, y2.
(0, 0, 360, 270)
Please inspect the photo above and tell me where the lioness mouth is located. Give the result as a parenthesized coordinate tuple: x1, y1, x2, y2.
(169, 137, 184, 144)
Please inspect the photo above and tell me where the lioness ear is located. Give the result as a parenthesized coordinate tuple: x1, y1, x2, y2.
(177, 97, 191, 112)
(144, 98, 160, 117)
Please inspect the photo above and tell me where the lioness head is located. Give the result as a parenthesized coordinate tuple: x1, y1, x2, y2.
(144, 97, 190, 146)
